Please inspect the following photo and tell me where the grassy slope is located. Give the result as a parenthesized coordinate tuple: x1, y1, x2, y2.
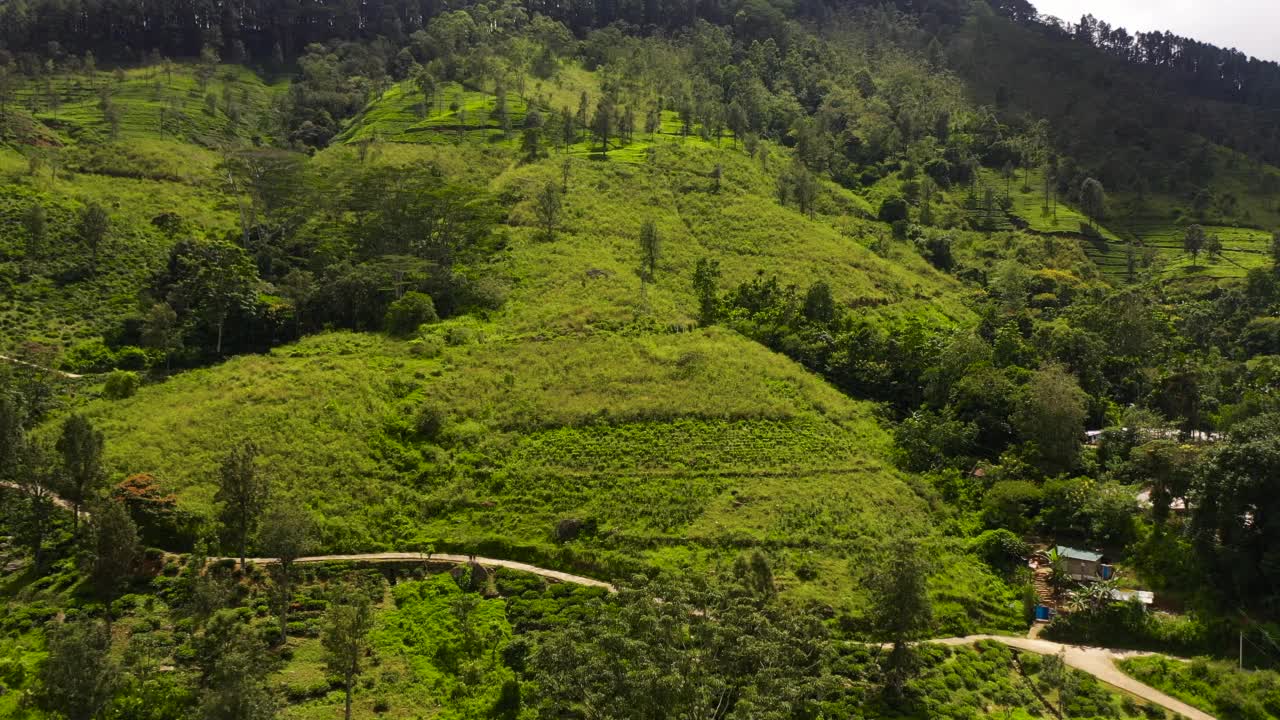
(1119, 655, 1280, 719)
(335, 73, 970, 332)
(29, 63, 1017, 630)
(10, 63, 284, 145)
(0, 64, 283, 353)
(988, 156, 1280, 288)
(70, 328, 1020, 630)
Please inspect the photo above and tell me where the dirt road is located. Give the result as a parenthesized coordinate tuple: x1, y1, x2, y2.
(928, 635, 1214, 720)
(232, 552, 618, 592)
(0, 354, 82, 379)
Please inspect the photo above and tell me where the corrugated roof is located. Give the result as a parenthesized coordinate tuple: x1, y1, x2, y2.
(1056, 546, 1105, 563)
(1110, 589, 1155, 605)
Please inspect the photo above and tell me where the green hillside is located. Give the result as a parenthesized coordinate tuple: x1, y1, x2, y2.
(10, 0, 1280, 718)
(65, 327, 1020, 632)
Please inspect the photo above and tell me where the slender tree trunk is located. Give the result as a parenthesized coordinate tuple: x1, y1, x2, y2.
(344, 682, 353, 720)
(279, 566, 291, 639)
(216, 317, 225, 355)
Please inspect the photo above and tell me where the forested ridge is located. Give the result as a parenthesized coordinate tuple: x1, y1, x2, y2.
(7, 0, 1280, 718)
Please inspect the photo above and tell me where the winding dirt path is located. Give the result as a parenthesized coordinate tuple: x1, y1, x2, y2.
(0, 353, 83, 379)
(924, 635, 1214, 720)
(232, 552, 617, 592)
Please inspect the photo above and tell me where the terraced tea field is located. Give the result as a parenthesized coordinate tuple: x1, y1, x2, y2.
(10, 64, 285, 146)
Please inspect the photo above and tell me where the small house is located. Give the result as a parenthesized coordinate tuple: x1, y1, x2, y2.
(1055, 546, 1114, 583)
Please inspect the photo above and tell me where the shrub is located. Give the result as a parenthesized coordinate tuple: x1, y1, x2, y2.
(415, 402, 448, 441)
(103, 370, 141, 399)
(445, 324, 480, 346)
(555, 517, 597, 542)
(113, 345, 149, 370)
(970, 529, 1030, 573)
(409, 334, 445, 358)
(64, 339, 115, 373)
(878, 196, 909, 223)
(384, 292, 438, 336)
(373, 698, 391, 713)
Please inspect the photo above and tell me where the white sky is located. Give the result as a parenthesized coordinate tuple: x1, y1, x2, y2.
(1031, 0, 1280, 62)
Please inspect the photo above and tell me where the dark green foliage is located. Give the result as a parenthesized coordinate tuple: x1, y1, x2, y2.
(103, 370, 141, 399)
(86, 497, 140, 608)
(195, 610, 277, 720)
(56, 413, 105, 535)
(1184, 224, 1207, 264)
(36, 619, 118, 720)
(214, 440, 267, 566)
(1013, 364, 1088, 476)
(638, 219, 659, 281)
(322, 590, 375, 720)
(878, 196, 909, 223)
(259, 500, 316, 639)
(77, 202, 110, 270)
(384, 291, 438, 336)
(1193, 414, 1280, 611)
(156, 237, 260, 356)
(692, 258, 722, 326)
(527, 573, 832, 719)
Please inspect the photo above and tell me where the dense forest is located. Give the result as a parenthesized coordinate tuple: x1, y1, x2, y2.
(5, 0, 1280, 718)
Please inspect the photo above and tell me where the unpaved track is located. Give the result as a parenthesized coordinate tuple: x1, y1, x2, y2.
(925, 635, 1214, 720)
(232, 552, 617, 592)
(0, 354, 83, 379)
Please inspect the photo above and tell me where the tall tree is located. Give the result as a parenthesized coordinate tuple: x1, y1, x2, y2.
(214, 441, 267, 566)
(639, 219, 660, 281)
(55, 413, 105, 536)
(534, 181, 562, 241)
(21, 203, 46, 275)
(867, 538, 934, 701)
(78, 202, 110, 272)
(1193, 414, 1280, 609)
(1080, 177, 1105, 231)
(141, 301, 182, 372)
(413, 68, 436, 115)
(322, 589, 376, 720)
(86, 498, 140, 625)
(159, 238, 259, 355)
(1014, 364, 1088, 476)
(259, 500, 314, 640)
(693, 258, 722, 325)
(1183, 224, 1207, 265)
(196, 610, 277, 720)
(36, 620, 118, 720)
(592, 96, 614, 156)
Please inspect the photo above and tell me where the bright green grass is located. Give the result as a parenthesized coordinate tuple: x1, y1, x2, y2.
(1077, 220, 1272, 286)
(272, 576, 512, 720)
(339, 80, 530, 145)
(0, 630, 45, 719)
(341, 75, 731, 166)
(988, 163, 1275, 285)
(489, 140, 970, 336)
(1119, 655, 1280, 719)
(60, 328, 1022, 630)
(11, 63, 285, 146)
(991, 167, 1125, 242)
